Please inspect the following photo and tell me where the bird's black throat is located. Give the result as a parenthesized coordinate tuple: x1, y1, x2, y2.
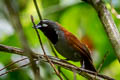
(39, 26, 58, 44)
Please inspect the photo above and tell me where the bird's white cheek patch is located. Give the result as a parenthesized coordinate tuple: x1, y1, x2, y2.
(42, 24, 48, 27)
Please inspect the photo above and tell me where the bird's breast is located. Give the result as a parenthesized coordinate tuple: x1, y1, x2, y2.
(54, 34, 81, 61)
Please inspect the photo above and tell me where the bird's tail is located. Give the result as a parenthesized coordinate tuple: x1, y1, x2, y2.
(81, 58, 96, 72)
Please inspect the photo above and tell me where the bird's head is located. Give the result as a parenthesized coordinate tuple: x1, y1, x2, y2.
(35, 20, 59, 44)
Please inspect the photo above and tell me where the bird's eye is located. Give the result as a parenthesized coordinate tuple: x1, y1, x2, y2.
(42, 24, 48, 27)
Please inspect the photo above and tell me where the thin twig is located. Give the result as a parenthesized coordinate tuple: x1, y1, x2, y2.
(111, 6, 120, 19)
(32, 0, 63, 79)
(33, 0, 43, 21)
(94, 51, 109, 79)
(0, 57, 37, 77)
(0, 58, 28, 72)
(97, 51, 109, 72)
(0, 44, 24, 55)
(0, 62, 30, 76)
(109, 0, 120, 19)
(58, 67, 69, 80)
(31, 15, 63, 80)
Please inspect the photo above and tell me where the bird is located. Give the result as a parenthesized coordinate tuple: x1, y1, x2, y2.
(35, 20, 96, 72)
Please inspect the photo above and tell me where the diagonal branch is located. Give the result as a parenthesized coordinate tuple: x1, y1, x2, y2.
(32, 0, 63, 79)
(0, 44, 114, 80)
(4, 0, 40, 80)
(83, 0, 120, 62)
(31, 15, 63, 80)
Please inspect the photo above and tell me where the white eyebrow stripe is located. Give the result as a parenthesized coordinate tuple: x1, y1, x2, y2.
(42, 24, 48, 27)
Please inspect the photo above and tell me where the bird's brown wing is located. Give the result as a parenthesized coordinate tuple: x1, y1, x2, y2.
(59, 26, 96, 72)
(64, 31, 92, 62)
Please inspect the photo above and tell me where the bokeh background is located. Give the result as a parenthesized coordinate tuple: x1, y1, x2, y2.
(0, 0, 120, 80)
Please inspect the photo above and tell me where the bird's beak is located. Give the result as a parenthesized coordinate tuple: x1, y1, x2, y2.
(36, 24, 42, 29)
(33, 23, 42, 29)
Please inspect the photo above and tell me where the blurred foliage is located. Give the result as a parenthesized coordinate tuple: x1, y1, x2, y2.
(0, 0, 120, 80)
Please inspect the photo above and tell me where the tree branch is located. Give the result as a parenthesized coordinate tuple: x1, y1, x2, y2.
(31, 15, 63, 80)
(83, 0, 120, 62)
(0, 44, 114, 80)
(32, 0, 63, 79)
(4, 0, 40, 80)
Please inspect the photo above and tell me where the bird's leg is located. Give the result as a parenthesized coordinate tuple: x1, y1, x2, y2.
(81, 60, 85, 69)
(80, 59, 85, 69)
